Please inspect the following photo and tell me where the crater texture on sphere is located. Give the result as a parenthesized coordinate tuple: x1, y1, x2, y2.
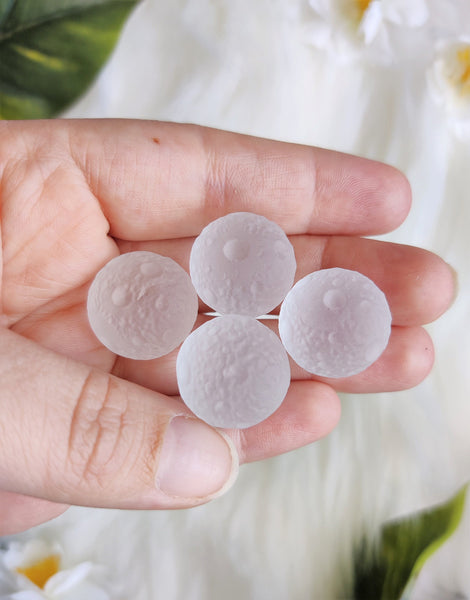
(87, 251, 198, 360)
(279, 268, 392, 378)
(189, 212, 296, 316)
(176, 315, 291, 429)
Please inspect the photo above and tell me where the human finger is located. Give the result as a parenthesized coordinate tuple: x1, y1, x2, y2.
(118, 234, 455, 326)
(291, 326, 434, 393)
(1, 119, 411, 240)
(113, 321, 433, 396)
(228, 381, 341, 463)
(0, 329, 343, 510)
(318, 236, 455, 325)
(0, 328, 238, 510)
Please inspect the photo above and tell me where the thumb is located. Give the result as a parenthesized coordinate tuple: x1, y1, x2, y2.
(0, 328, 238, 509)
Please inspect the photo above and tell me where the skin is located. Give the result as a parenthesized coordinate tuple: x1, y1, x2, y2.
(0, 119, 455, 535)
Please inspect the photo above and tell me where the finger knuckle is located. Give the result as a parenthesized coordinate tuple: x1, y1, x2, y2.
(66, 371, 141, 490)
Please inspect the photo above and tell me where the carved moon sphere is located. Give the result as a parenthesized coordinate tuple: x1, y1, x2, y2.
(87, 251, 198, 360)
(189, 212, 296, 317)
(176, 315, 291, 429)
(279, 268, 392, 378)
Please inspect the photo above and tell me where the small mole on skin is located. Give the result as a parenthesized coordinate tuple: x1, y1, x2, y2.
(152, 137, 160, 144)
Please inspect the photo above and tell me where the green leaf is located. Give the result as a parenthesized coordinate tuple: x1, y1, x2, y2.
(353, 484, 468, 600)
(0, 0, 138, 119)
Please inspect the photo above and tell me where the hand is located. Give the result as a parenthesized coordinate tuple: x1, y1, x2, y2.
(0, 119, 454, 534)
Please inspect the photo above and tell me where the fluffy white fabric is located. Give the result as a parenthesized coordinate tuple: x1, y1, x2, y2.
(7, 1, 470, 598)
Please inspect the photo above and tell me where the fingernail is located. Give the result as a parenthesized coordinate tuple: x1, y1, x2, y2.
(155, 416, 239, 500)
(447, 262, 459, 306)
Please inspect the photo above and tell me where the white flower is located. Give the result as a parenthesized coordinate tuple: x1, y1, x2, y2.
(303, 0, 431, 63)
(0, 539, 122, 600)
(427, 37, 470, 139)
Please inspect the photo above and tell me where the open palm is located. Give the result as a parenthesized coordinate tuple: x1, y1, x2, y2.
(0, 119, 454, 534)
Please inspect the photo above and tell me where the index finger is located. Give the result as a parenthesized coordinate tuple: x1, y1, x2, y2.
(66, 120, 411, 240)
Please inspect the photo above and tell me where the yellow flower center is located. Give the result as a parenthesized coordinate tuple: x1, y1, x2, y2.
(356, 0, 373, 18)
(456, 46, 470, 95)
(341, 0, 373, 28)
(16, 554, 61, 589)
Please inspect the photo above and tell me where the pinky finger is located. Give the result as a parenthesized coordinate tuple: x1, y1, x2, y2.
(229, 381, 341, 464)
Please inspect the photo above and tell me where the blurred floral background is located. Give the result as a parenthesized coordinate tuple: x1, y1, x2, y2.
(1, 0, 470, 598)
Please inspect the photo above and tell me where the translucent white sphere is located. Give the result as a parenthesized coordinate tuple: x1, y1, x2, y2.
(176, 315, 291, 429)
(189, 212, 296, 316)
(87, 251, 198, 360)
(279, 268, 392, 378)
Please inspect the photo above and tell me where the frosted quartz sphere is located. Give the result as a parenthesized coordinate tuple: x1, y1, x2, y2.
(189, 212, 296, 316)
(279, 268, 392, 378)
(87, 251, 198, 360)
(176, 315, 291, 429)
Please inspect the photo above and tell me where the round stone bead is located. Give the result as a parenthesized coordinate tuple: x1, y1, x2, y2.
(279, 268, 392, 378)
(176, 315, 291, 428)
(189, 212, 296, 317)
(87, 251, 198, 360)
